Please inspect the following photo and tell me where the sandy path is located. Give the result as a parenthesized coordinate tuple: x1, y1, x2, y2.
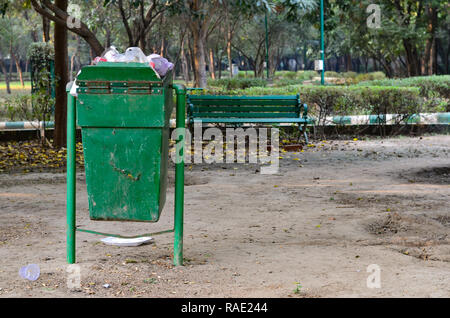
(0, 135, 449, 297)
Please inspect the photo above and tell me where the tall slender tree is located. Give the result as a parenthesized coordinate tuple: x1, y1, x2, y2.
(52, 0, 68, 148)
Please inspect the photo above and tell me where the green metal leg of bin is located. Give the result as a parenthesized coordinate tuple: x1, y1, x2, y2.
(173, 84, 186, 266)
(67, 92, 76, 264)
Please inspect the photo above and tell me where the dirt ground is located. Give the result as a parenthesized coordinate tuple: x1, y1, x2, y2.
(0, 135, 449, 298)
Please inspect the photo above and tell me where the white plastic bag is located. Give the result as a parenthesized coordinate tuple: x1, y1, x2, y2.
(93, 46, 121, 63)
(124, 47, 148, 63)
(68, 70, 82, 97)
(102, 46, 121, 61)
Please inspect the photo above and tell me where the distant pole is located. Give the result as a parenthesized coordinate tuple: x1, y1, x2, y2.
(265, 11, 269, 79)
(320, 0, 325, 85)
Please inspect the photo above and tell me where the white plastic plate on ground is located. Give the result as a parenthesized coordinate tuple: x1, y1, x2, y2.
(100, 236, 154, 247)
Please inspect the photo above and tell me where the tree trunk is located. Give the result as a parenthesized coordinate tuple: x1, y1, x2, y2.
(42, 16, 50, 42)
(356, 58, 361, 73)
(447, 39, 450, 74)
(180, 39, 190, 82)
(227, 30, 233, 78)
(140, 37, 147, 53)
(256, 56, 264, 78)
(53, 0, 69, 149)
(0, 58, 11, 94)
(432, 38, 438, 75)
(89, 47, 95, 64)
(160, 15, 166, 57)
(76, 55, 81, 74)
(225, 9, 233, 78)
(375, 56, 393, 78)
(12, 52, 24, 87)
(427, 38, 436, 75)
(345, 54, 352, 71)
(192, 31, 207, 88)
(8, 42, 13, 81)
(218, 49, 222, 79)
(403, 40, 420, 76)
(105, 28, 111, 48)
(70, 36, 81, 81)
(209, 47, 216, 80)
(269, 46, 281, 77)
(303, 46, 308, 70)
(187, 36, 196, 81)
(24, 11, 39, 42)
(424, 6, 438, 75)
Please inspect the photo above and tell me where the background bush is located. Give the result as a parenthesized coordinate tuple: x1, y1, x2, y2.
(207, 77, 267, 90)
(357, 75, 450, 99)
(324, 71, 340, 78)
(195, 85, 423, 118)
(274, 70, 318, 81)
(322, 71, 386, 84)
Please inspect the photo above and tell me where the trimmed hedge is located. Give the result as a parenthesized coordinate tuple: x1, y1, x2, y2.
(207, 78, 267, 90)
(324, 71, 386, 84)
(195, 85, 424, 121)
(357, 75, 450, 99)
(300, 86, 422, 127)
(274, 70, 317, 81)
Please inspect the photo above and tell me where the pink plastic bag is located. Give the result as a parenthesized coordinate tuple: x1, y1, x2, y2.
(147, 54, 174, 77)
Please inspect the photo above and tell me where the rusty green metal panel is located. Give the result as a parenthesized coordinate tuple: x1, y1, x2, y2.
(82, 128, 167, 222)
(77, 94, 166, 128)
(76, 62, 173, 222)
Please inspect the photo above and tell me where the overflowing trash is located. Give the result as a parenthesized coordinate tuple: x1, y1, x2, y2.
(69, 46, 174, 97)
(93, 46, 174, 77)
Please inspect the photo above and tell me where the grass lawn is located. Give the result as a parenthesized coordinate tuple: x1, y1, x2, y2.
(0, 82, 32, 121)
(0, 81, 31, 99)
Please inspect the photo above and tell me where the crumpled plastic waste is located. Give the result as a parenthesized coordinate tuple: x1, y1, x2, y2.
(93, 45, 120, 63)
(147, 54, 174, 77)
(124, 47, 148, 63)
(93, 46, 174, 77)
(94, 46, 146, 63)
(19, 264, 40, 281)
(68, 71, 81, 97)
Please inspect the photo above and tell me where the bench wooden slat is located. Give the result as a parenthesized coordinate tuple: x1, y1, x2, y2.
(193, 118, 308, 123)
(192, 112, 300, 118)
(188, 95, 298, 100)
(188, 99, 298, 106)
(193, 106, 299, 112)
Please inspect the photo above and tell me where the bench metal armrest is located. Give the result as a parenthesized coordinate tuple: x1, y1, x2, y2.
(302, 104, 308, 119)
(187, 103, 194, 116)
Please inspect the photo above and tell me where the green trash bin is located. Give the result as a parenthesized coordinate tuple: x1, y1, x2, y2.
(75, 62, 173, 222)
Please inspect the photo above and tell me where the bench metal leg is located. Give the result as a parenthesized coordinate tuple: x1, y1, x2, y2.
(299, 124, 309, 145)
(303, 125, 309, 145)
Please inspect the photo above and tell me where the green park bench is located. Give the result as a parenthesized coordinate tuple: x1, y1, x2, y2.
(186, 94, 310, 143)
